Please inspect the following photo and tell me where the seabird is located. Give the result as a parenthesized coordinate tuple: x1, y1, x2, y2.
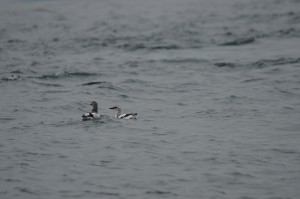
(109, 106, 137, 119)
(82, 101, 100, 121)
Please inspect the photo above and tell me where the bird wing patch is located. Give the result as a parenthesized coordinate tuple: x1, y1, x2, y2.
(118, 113, 137, 119)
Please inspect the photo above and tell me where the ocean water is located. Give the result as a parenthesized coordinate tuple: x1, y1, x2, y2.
(0, 0, 300, 198)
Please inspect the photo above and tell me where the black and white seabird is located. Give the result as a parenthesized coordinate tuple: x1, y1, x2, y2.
(109, 106, 137, 119)
(82, 101, 100, 121)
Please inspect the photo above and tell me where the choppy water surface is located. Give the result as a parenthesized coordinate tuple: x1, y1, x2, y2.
(1, 0, 300, 198)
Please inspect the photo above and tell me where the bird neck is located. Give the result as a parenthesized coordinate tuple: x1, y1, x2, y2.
(92, 104, 98, 113)
(116, 108, 121, 116)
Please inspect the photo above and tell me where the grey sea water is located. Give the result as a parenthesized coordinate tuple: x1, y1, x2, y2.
(1, 0, 300, 198)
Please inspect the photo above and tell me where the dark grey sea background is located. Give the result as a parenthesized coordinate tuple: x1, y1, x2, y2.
(1, 0, 300, 198)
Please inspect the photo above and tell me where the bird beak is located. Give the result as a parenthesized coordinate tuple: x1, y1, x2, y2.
(109, 107, 114, 109)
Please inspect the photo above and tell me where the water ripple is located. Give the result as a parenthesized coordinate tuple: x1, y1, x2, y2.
(220, 37, 256, 46)
(34, 71, 99, 80)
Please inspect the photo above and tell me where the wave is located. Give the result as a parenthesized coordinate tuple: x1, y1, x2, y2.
(150, 58, 208, 64)
(1, 74, 21, 81)
(241, 78, 265, 83)
(81, 81, 126, 91)
(220, 37, 256, 46)
(10, 70, 24, 74)
(0, 117, 16, 122)
(214, 57, 300, 69)
(14, 187, 37, 195)
(145, 190, 177, 196)
(121, 79, 149, 85)
(117, 43, 181, 51)
(34, 71, 98, 80)
(81, 81, 108, 86)
(73, 34, 185, 51)
(2, 71, 100, 83)
(31, 81, 63, 87)
(214, 62, 240, 68)
(251, 57, 300, 68)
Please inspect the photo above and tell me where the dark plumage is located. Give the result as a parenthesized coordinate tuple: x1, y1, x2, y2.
(82, 101, 100, 121)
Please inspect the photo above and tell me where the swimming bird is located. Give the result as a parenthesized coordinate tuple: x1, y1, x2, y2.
(82, 101, 100, 121)
(109, 106, 137, 119)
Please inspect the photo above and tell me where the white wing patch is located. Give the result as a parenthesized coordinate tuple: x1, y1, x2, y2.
(117, 113, 137, 119)
(82, 112, 100, 120)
